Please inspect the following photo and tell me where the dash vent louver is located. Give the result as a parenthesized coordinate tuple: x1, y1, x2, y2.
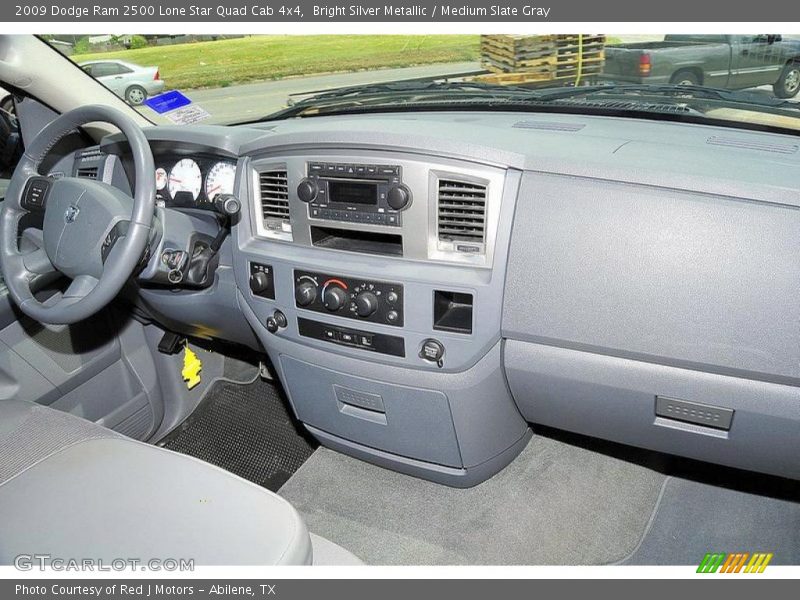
(75, 166, 99, 180)
(437, 179, 488, 245)
(258, 169, 291, 234)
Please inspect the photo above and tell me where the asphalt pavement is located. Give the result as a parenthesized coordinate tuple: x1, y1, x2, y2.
(142, 62, 481, 124)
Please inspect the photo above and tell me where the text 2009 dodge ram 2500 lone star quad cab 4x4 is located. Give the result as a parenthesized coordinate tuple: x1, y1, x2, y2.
(603, 34, 800, 98)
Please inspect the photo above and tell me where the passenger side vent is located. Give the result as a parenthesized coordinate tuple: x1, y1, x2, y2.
(75, 166, 99, 180)
(258, 169, 291, 236)
(437, 179, 488, 246)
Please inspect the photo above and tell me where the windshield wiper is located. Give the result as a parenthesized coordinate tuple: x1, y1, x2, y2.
(257, 80, 547, 121)
(529, 83, 800, 110)
(254, 80, 800, 123)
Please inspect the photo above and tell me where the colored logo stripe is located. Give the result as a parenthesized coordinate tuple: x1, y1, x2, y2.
(697, 552, 773, 573)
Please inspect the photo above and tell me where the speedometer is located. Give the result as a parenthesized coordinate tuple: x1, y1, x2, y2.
(205, 162, 237, 202)
(168, 159, 202, 201)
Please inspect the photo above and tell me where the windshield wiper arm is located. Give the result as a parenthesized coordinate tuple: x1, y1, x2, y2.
(531, 83, 800, 110)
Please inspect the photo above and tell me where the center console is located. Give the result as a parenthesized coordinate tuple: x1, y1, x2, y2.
(235, 147, 530, 487)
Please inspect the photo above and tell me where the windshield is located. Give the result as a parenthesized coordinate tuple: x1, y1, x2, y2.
(48, 34, 800, 132)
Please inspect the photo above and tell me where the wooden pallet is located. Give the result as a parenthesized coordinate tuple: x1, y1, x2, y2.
(472, 71, 557, 85)
(482, 60, 555, 75)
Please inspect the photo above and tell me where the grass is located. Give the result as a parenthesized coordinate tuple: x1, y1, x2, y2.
(71, 35, 480, 91)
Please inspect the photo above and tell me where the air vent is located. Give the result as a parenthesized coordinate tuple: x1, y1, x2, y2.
(76, 148, 104, 159)
(75, 166, 98, 179)
(513, 120, 586, 132)
(258, 169, 291, 235)
(437, 179, 488, 245)
(706, 136, 798, 154)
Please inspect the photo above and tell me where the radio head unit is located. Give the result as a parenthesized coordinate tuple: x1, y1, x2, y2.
(297, 162, 411, 227)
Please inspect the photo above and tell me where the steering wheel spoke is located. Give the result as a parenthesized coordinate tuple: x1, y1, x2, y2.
(63, 274, 100, 300)
(21, 246, 56, 276)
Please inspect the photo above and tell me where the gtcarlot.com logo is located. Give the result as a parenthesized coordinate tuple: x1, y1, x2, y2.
(14, 554, 194, 571)
(697, 552, 774, 573)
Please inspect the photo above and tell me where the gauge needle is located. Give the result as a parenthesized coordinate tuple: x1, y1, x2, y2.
(170, 177, 182, 183)
(207, 185, 221, 195)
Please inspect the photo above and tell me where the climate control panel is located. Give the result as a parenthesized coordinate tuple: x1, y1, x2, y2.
(294, 270, 404, 327)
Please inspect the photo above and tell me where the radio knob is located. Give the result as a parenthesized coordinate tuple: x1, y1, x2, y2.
(322, 285, 347, 311)
(355, 291, 379, 318)
(387, 185, 411, 210)
(295, 281, 317, 306)
(249, 272, 271, 294)
(297, 179, 318, 203)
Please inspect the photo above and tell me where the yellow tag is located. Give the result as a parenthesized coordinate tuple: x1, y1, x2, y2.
(181, 344, 202, 390)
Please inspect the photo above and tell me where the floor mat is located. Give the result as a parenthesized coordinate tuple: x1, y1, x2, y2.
(622, 475, 800, 565)
(279, 433, 667, 565)
(159, 379, 316, 492)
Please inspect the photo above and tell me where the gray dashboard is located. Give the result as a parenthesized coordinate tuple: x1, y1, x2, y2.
(90, 110, 799, 485)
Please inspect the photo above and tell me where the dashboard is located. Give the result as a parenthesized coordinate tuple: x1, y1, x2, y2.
(76, 111, 799, 487)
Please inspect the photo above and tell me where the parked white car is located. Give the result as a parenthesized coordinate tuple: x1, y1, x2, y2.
(79, 59, 165, 105)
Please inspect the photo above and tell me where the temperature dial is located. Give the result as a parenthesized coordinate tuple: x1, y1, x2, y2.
(323, 285, 347, 311)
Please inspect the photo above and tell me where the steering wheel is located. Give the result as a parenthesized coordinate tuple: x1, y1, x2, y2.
(0, 105, 155, 325)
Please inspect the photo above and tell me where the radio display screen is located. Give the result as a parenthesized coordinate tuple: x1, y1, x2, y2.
(328, 181, 378, 205)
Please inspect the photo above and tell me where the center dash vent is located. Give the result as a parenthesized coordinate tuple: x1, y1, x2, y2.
(258, 169, 291, 236)
(437, 179, 488, 246)
(75, 166, 99, 180)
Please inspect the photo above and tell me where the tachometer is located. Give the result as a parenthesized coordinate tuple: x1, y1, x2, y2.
(205, 162, 237, 202)
(168, 159, 202, 201)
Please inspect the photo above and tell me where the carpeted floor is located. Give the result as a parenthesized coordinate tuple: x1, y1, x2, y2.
(279, 433, 667, 565)
(280, 430, 800, 566)
(622, 474, 800, 565)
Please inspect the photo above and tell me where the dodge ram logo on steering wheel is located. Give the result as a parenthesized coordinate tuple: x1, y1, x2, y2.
(64, 205, 80, 223)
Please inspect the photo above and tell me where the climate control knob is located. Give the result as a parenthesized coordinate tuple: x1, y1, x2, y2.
(322, 285, 347, 311)
(387, 185, 411, 210)
(297, 179, 318, 203)
(354, 291, 379, 318)
(295, 281, 317, 306)
(249, 272, 271, 294)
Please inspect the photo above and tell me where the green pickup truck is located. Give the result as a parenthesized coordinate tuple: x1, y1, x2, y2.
(602, 34, 800, 98)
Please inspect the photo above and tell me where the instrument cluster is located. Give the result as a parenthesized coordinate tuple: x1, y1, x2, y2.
(154, 155, 237, 210)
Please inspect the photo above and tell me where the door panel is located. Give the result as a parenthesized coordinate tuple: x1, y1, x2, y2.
(730, 35, 784, 88)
